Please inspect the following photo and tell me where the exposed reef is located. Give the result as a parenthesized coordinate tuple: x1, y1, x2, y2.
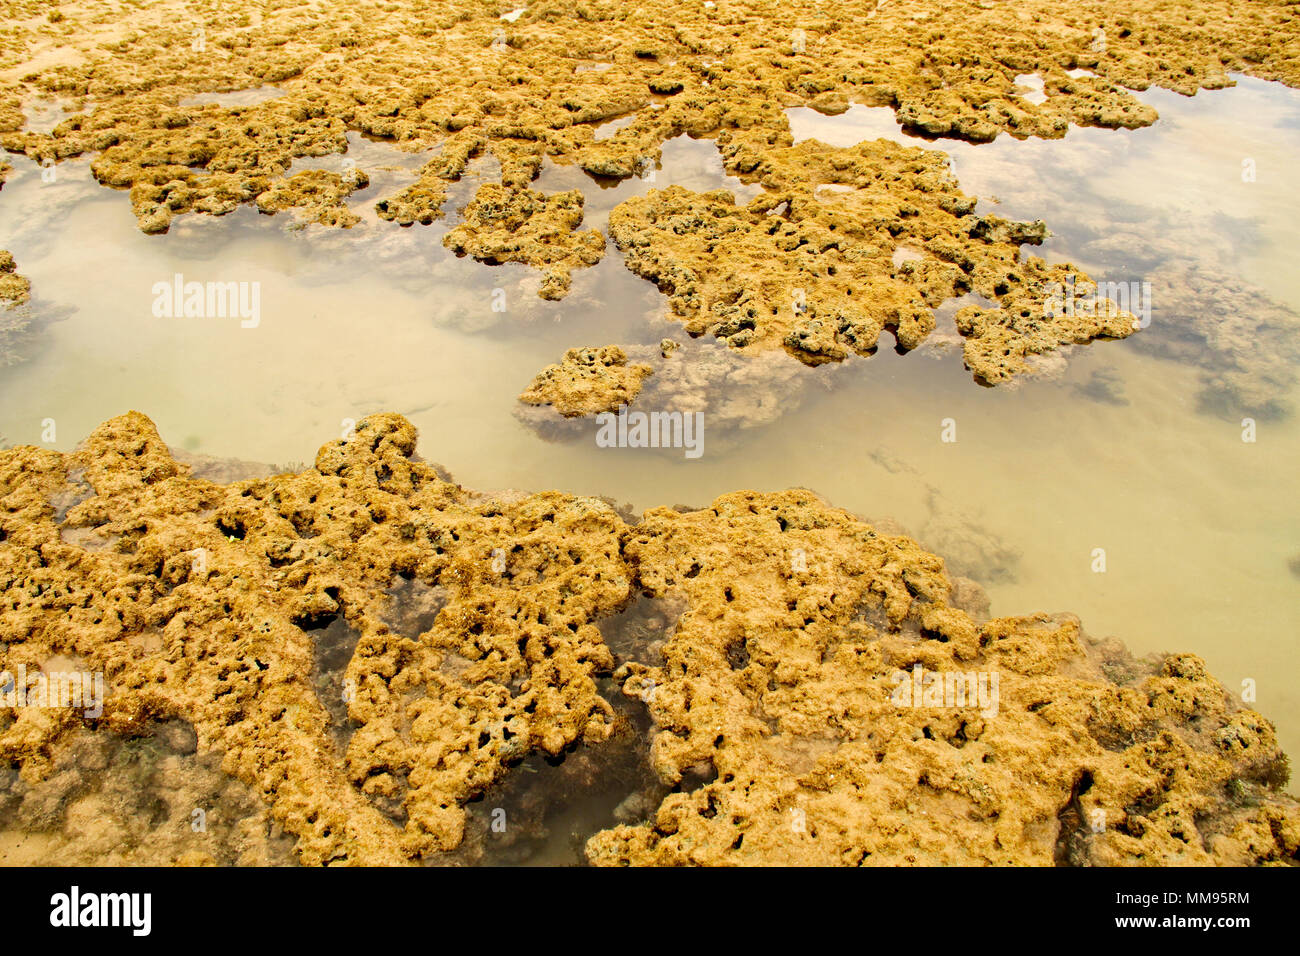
(588, 495, 1296, 866)
(610, 135, 1136, 380)
(5, 0, 1295, 386)
(1, 413, 1295, 865)
(254, 167, 370, 228)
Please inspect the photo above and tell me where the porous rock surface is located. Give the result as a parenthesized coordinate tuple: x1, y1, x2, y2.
(519, 345, 654, 417)
(610, 136, 1137, 379)
(1, 413, 1295, 865)
(590, 496, 1297, 865)
(0, 249, 29, 307)
(443, 184, 604, 300)
(253, 166, 370, 228)
(4, 0, 1295, 383)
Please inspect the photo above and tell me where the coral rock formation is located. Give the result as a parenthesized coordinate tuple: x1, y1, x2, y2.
(611, 134, 1137, 379)
(0, 250, 29, 307)
(254, 167, 370, 228)
(588, 491, 1296, 866)
(519, 345, 654, 417)
(3, 0, 1291, 381)
(1, 414, 1295, 865)
(443, 184, 604, 299)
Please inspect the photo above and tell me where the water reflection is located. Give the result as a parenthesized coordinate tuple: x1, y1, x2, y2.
(788, 75, 1300, 418)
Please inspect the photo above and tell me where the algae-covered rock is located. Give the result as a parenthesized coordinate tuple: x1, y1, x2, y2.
(0, 412, 633, 864)
(609, 135, 1135, 380)
(254, 168, 370, 227)
(519, 345, 654, 417)
(0, 413, 1295, 866)
(1, 0, 1295, 240)
(443, 184, 604, 299)
(3, 0, 1290, 386)
(0, 251, 31, 307)
(587, 492, 1298, 866)
(374, 132, 487, 225)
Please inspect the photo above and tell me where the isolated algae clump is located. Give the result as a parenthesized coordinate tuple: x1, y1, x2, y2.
(443, 184, 605, 300)
(519, 345, 654, 417)
(0, 251, 29, 307)
(0, 414, 1296, 866)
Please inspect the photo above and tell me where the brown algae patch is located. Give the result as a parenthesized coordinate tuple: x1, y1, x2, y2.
(0, 413, 1296, 866)
(519, 345, 654, 417)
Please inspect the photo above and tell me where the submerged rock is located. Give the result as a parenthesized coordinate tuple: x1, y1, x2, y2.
(515, 338, 839, 452)
(0, 722, 295, 866)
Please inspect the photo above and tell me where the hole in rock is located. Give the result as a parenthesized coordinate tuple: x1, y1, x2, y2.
(441, 678, 664, 866)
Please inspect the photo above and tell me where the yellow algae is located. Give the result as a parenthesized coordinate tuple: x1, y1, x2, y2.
(589, 491, 1297, 866)
(254, 166, 370, 228)
(1, 0, 1298, 867)
(443, 184, 604, 299)
(2, 0, 1296, 384)
(0, 412, 629, 864)
(0, 249, 30, 307)
(0, 413, 1295, 865)
(610, 135, 1136, 379)
(519, 345, 654, 417)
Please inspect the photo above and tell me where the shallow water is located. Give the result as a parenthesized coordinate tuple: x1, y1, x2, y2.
(2, 76, 1298, 789)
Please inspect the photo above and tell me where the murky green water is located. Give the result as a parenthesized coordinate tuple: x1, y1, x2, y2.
(2, 76, 1298, 791)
